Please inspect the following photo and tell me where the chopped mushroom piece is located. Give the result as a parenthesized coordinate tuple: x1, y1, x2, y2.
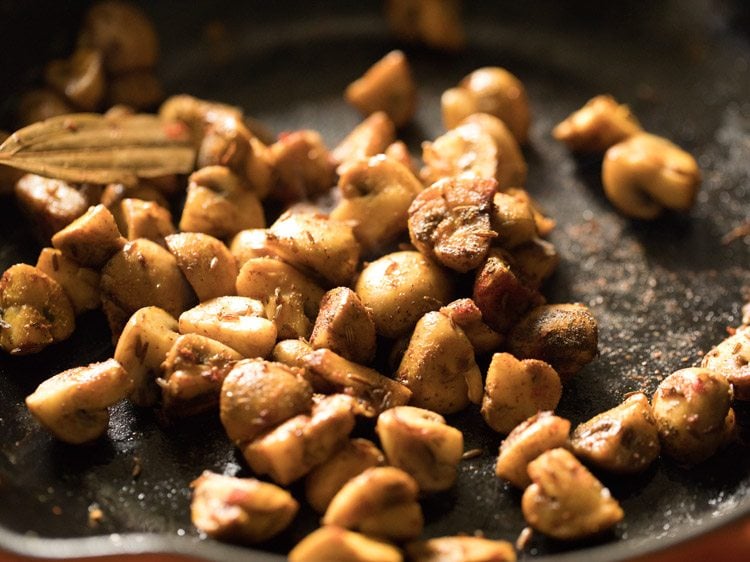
(331, 155, 422, 256)
(553, 95, 642, 153)
(178, 296, 276, 359)
(439, 298, 504, 354)
(243, 394, 356, 485)
(521, 448, 624, 540)
(25, 358, 132, 444)
(51, 204, 126, 268)
(491, 190, 538, 249)
(571, 392, 660, 474)
(229, 229, 276, 267)
(119, 198, 175, 245)
(101, 238, 195, 337)
(305, 438, 386, 514)
(385, 0, 465, 51)
(0, 264, 75, 355)
(651, 367, 733, 464)
(472, 249, 544, 333)
(506, 303, 598, 380)
(15, 174, 89, 242)
(36, 248, 101, 315)
(406, 536, 517, 562)
(265, 211, 360, 287)
(495, 411, 571, 489)
(159, 333, 242, 418)
(701, 325, 750, 401)
(376, 406, 464, 492)
(114, 306, 179, 407)
(269, 130, 336, 203)
(44, 47, 105, 111)
(345, 50, 417, 128)
(509, 238, 559, 290)
(460, 113, 527, 189)
(355, 251, 454, 338)
(396, 311, 483, 414)
(481, 352, 562, 434)
(164, 232, 238, 302)
(420, 123, 500, 187)
(220, 358, 312, 444)
(190, 471, 298, 544)
(323, 466, 423, 541)
(310, 287, 377, 364)
(289, 526, 403, 562)
(180, 166, 265, 239)
(271, 338, 314, 371)
(408, 177, 498, 273)
(602, 133, 701, 220)
(303, 348, 412, 416)
(332, 111, 397, 168)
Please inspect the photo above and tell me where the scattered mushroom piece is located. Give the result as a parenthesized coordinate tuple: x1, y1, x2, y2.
(506, 303, 598, 380)
(164, 232, 238, 302)
(701, 325, 750, 401)
(331, 155, 422, 256)
(180, 166, 265, 240)
(289, 526, 403, 562)
(522, 448, 624, 540)
(310, 287, 377, 364)
(229, 229, 276, 267)
(36, 248, 101, 315)
(460, 113, 527, 189)
(265, 211, 360, 287)
(602, 133, 701, 220)
(376, 406, 464, 492)
(25, 358, 132, 444)
(491, 190, 538, 249)
(355, 251, 453, 339)
(100, 238, 195, 337)
(305, 438, 386, 514)
(51, 204, 126, 268)
(271, 338, 314, 371)
(114, 305, 179, 406)
(495, 411, 571, 489)
(439, 298, 504, 354)
(406, 536, 517, 562)
(553, 95, 642, 153)
(269, 130, 336, 204)
(235, 256, 325, 322)
(15, 174, 89, 242)
(345, 50, 417, 128)
(472, 249, 544, 333)
(243, 394, 356, 485)
(384, 140, 416, 173)
(397, 311, 483, 414)
(159, 333, 242, 418)
(481, 352, 562, 434)
(571, 392, 660, 474)
(385, 0, 465, 51)
(119, 198, 175, 245)
(220, 358, 312, 444)
(44, 47, 105, 111)
(408, 176, 498, 273)
(102, 183, 169, 233)
(509, 238, 559, 290)
(190, 471, 298, 544)
(332, 111, 397, 168)
(323, 466, 423, 541)
(303, 348, 412, 416)
(78, 0, 159, 74)
(178, 296, 276, 359)
(420, 123, 500, 187)
(651, 367, 733, 464)
(0, 264, 75, 355)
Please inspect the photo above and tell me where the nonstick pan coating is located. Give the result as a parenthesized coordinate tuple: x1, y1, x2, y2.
(1, 1, 749, 560)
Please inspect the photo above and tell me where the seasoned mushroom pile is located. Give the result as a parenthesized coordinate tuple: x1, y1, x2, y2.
(0, 2, 745, 561)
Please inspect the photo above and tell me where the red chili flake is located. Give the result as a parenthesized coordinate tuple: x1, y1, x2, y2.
(63, 119, 78, 132)
(727, 326, 737, 336)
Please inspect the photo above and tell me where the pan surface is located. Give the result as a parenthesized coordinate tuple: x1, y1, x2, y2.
(1, 1, 749, 560)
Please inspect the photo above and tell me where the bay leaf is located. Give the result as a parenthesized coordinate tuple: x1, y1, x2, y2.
(0, 113, 196, 185)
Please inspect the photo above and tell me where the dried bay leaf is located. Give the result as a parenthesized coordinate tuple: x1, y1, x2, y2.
(0, 113, 196, 185)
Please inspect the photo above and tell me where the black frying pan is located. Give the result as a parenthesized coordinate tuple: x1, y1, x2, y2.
(1, 1, 749, 560)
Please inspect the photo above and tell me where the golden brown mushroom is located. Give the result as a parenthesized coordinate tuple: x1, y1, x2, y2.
(406, 536, 517, 562)
(553, 95, 642, 153)
(44, 47, 105, 111)
(289, 526, 403, 562)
